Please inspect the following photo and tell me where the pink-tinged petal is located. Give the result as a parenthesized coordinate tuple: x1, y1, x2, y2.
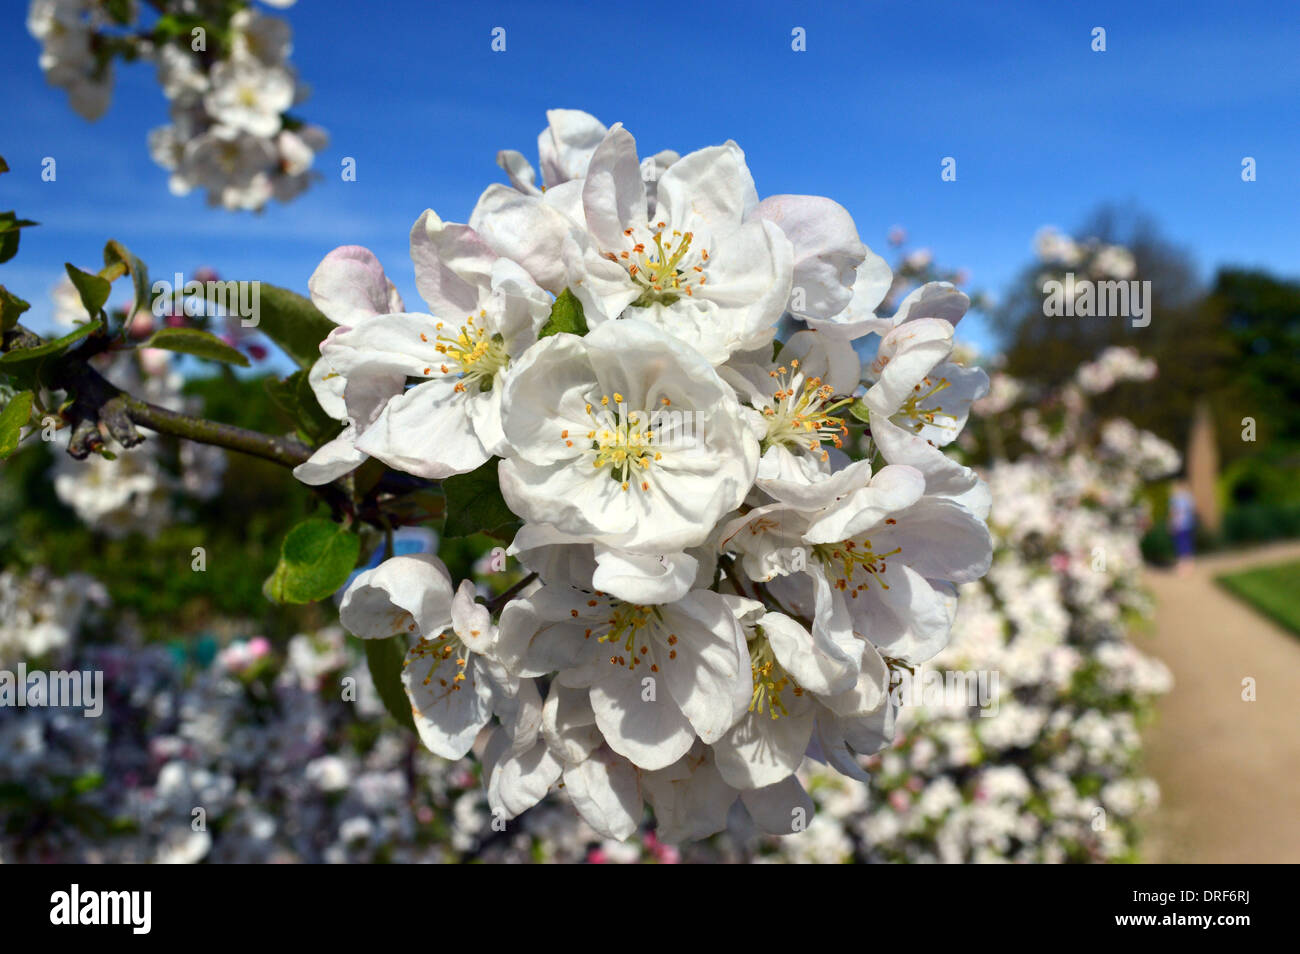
(307, 245, 403, 326)
(805, 249, 895, 339)
(469, 184, 585, 293)
(753, 194, 866, 319)
(344, 366, 407, 436)
(495, 149, 541, 195)
(293, 366, 405, 483)
(538, 108, 607, 187)
(892, 281, 969, 326)
(409, 209, 496, 318)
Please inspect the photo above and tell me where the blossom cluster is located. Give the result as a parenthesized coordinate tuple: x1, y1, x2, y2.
(1074, 344, 1158, 395)
(1033, 226, 1137, 281)
(297, 109, 994, 841)
(1, 622, 467, 863)
(27, 0, 324, 210)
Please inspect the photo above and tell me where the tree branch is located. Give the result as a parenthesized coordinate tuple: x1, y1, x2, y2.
(121, 393, 311, 467)
(487, 572, 538, 615)
(6, 324, 437, 525)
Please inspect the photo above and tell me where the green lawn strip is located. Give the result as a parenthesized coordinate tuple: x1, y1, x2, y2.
(1215, 559, 1300, 638)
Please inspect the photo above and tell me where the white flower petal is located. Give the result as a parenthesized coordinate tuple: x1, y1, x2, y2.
(562, 747, 643, 840)
(339, 554, 453, 639)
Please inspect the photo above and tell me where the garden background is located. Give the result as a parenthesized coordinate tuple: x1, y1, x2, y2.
(2, 0, 1297, 862)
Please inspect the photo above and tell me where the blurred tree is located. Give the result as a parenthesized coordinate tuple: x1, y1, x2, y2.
(996, 206, 1242, 465)
(1205, 268, 1300, 505)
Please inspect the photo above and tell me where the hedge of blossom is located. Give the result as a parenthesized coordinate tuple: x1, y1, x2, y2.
(27, 0, 325, 210)
(786, 349, 1178, 863)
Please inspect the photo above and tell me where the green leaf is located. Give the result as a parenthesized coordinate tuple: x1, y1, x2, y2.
(0, 285, 30, 333)
(0, 215, 38, 233)
(0, 319, 101, 368)
(848, 398, 872, 424)
(441, 459, 518, 539)
(64, 263, 112, 317)
(248, 283, 335, 368)
(0, 391, 34, 459)
(0, 211, 38, 264)
(103, 239, 150, 318)
(142, 327, 250, 367)
(265, 368, 340, 444)
(103, 0, 132, 24)
(364, 636, 417, 732)
(0, 157, 9, 175)
(263, 517, 361, 604)
(538, 288, 588, 339)
(383, 489, 447, 526)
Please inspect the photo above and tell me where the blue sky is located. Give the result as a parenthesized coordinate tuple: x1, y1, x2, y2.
(4, 0, 1298, 357)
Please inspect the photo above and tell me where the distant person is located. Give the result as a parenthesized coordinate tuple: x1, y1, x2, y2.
(1168, 481, 1197, 573)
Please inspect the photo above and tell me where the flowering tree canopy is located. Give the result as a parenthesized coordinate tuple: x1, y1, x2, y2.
(27, 0, 326, 210)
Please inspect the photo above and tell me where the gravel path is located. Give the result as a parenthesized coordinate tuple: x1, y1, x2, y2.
(1140, 541, 1300, 863)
